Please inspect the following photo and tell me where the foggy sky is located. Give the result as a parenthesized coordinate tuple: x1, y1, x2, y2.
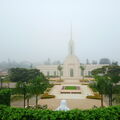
(0, 0, 120, 64)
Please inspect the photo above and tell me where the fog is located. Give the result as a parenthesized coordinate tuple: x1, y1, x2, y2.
(0, 0, 120, 64)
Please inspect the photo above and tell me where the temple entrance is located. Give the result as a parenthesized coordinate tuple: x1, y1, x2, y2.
(70, 68, 74, 77)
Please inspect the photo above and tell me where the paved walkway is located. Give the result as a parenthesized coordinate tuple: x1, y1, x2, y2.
(11, 84, 107, 110)
(38, 84, 106, 110)
(39, 99, 106, 110)
(50, 84, 93, 99)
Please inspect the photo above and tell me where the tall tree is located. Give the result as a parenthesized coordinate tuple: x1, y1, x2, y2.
(15, 81, 35, 108)
(31, 73, 49, 107)
(16, 81, 27, 108)
(90, 75, 108, 107)
(25, 84, 33, 107)
(91, 65, 120, 106)
(80, 65, 85, 80)
(57, 65, 63, 80)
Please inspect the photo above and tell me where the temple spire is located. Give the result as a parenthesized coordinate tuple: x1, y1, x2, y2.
(71, 23, 72, 41)
(69, 24, 74, 55)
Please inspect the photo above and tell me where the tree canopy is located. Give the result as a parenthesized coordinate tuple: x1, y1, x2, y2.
(91, 65, 120, 106)
(30, 74, 49, 106)
(8, 68, 40, 82)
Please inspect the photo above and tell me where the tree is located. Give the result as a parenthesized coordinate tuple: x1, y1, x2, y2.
(25, 84, 33, 107)
(91, 65, 120, 106)
(31, 73, 49, 107)
(91, 75, 108, 107)
(80, 65, 85, 80)
(112, 61, 118, 66)
(16, 81, 34, 108)
(0, 76, 3, 89)
(91, 67, 106, 76)
(99, 58, 111, 65)
(112, 85, 120, 104)
(57, 65, 63, 80)
(9, 68, 40, 82)
(16, 81, 28, 108)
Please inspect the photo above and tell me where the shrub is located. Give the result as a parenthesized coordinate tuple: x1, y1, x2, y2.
(81, 83, 89, 85)
(86, 95, 101, 100)
(57, 79, 64, 82)
(0, 105, 120, 120)
(26, 105, 48, 110)
(0, 89, 11, 106)
(41, 93, 55, 99)
(87, 93, 101, 100)
(80, 79, 89, 82)
(54, 83, 61, 85)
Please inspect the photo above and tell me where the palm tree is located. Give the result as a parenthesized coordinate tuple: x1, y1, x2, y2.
(25, 84, 33, 107)
(91, 65, 120, 106)
(90, 75, 108, 107)
(57, 65, 63, 80)
(31, 74, 49, 107)
(16, 81, 27, 108)
(80, 65, 85, 80)
(16, 81, 34, 108)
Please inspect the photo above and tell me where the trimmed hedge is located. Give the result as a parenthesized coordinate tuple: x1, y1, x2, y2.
(0, 89, 11, 106)
(86, 95, 101, 100)
(41, 93, 55, 99)
(0, 105, 120, 120)
(87, 93, 101, 100)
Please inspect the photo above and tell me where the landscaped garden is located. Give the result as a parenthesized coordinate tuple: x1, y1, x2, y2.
(0, 65, 120, 119)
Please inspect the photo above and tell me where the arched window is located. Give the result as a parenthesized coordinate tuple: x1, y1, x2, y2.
(70, 69, 74, 77)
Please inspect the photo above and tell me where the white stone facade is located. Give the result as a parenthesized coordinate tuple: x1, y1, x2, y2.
(36, 36, 108, 80)
(36, 50, 107, 80)
(62, 55, 81, 80)
(36, 61, 106, 80)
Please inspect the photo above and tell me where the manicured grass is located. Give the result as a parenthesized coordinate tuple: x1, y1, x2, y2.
(65, 86, 77, 90)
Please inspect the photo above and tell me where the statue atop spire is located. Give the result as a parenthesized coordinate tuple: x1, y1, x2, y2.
(69, 24, 74, 55)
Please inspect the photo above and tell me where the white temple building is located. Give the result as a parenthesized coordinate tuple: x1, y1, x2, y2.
(36, 28, 107, 82)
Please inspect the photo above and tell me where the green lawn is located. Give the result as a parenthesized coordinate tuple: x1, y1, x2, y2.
(64, 86, 77, 90)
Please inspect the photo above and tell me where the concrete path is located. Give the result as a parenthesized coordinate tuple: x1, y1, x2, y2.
(38, 84, 106, 110)
(39, 99, 106, 110)
(50, 84, 93, 99)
